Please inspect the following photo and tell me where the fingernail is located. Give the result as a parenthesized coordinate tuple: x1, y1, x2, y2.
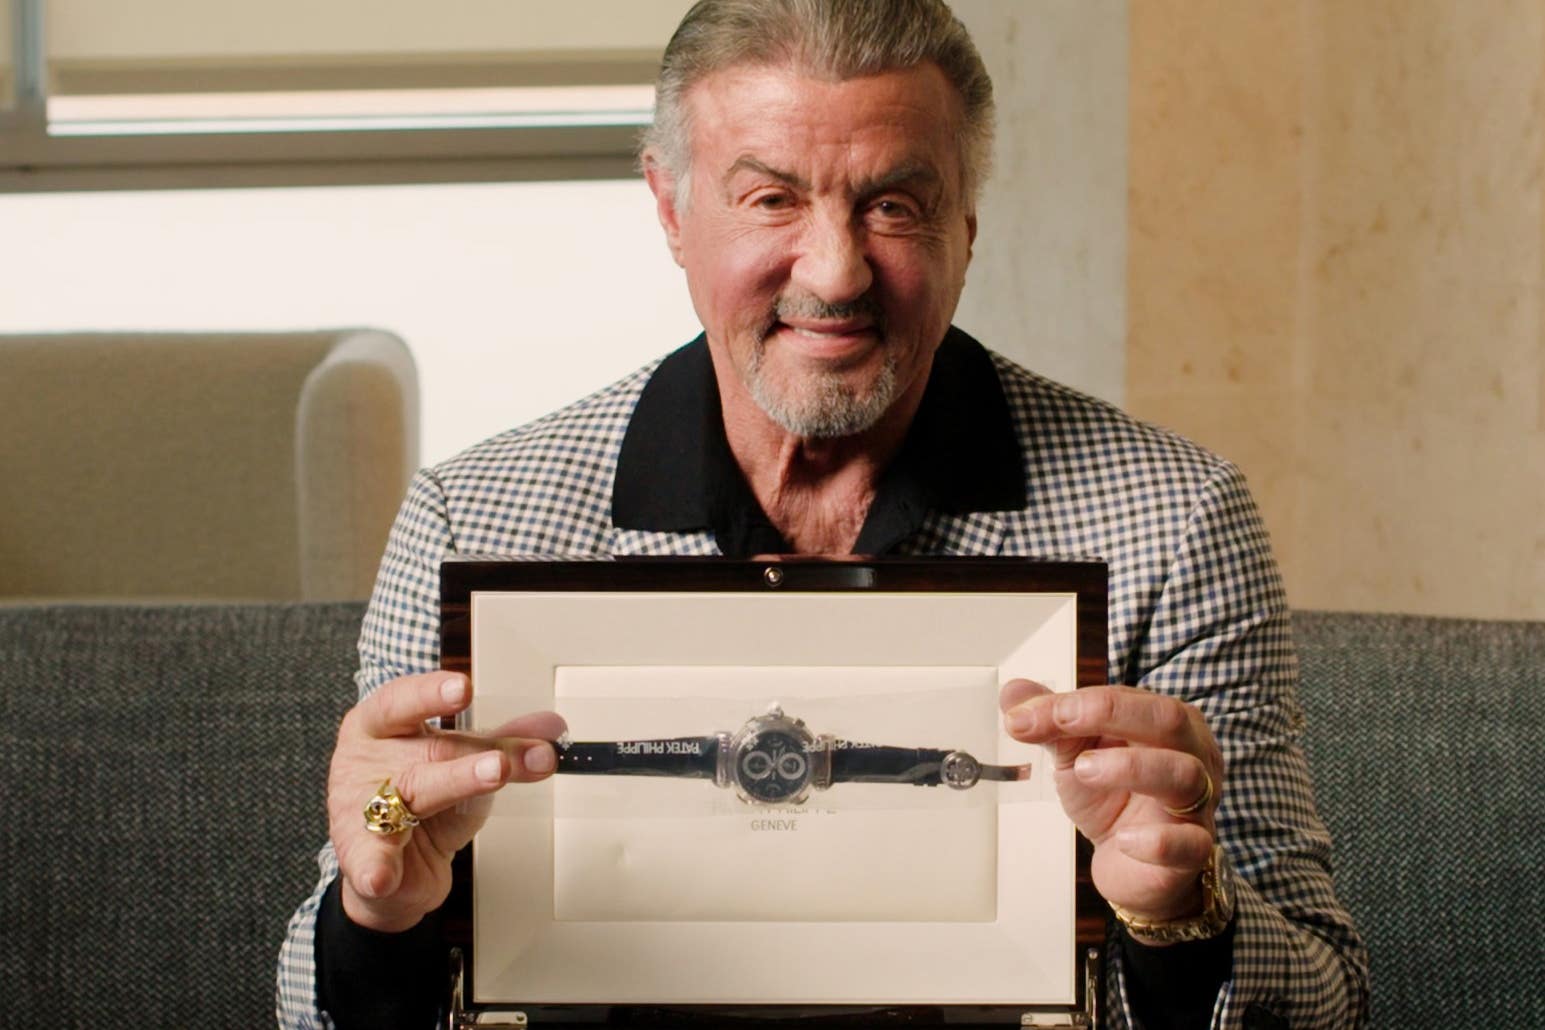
(523, 744, 555, 774)
(441, 678, 467, 705)
(1006, 707, 1035, 733)
(1073, 751, 1102, 779)
(475, 753, 503, 784)
(1054, 695, 1078, 724)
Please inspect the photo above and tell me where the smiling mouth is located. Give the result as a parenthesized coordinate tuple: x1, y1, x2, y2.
(786, 322, 873, 339)
(766, 295, 885, 351)
(772, 322, 880, 362)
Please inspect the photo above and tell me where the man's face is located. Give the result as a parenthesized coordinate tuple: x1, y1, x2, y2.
(648, 62, 977, 439)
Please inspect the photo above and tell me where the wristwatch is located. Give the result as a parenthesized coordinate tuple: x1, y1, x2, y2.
(555, 703, 1029, 806)
(1110, 844, 1236, 944)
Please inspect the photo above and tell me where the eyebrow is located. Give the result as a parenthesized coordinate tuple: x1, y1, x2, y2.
(722, 155, 945, 201)
(723, 155, 808, 194)
(856, 159, 944, 199)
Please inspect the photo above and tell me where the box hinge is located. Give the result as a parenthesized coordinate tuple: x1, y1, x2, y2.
(446, 949, 529, 1029)
(1022, 945, 1102, 1028)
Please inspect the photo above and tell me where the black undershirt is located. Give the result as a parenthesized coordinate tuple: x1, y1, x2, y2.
(611, 328, 1025, 555)
(316, 328, 1233, 1026)
(1120, 923, 1236, 1028)
(316, 879, 443, 1030)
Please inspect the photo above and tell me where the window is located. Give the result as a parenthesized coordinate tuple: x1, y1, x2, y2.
(2, 0, 693, 191)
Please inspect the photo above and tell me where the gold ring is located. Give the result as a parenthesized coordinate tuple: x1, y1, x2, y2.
(363, 779, 421, 835)
(1164, 768, 1214, 818)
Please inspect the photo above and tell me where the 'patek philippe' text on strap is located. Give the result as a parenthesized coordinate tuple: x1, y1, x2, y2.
(556, 737, 720, 778)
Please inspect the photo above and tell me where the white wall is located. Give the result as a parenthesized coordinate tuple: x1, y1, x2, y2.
(953, 0, 1128, 404)
(0, 180, 698, 465)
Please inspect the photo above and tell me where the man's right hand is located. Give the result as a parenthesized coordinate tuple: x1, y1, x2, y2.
(327, 672, 565, 933)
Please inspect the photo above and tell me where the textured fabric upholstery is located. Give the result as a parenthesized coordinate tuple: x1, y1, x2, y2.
(0, 603, 1537, 1027)
(1294, 611, 1545, 1029)
(0, 603, 363, 1028)
(0, 330, 418, 602)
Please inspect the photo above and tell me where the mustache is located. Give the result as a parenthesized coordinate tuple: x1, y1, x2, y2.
(764, 293, 886, 335)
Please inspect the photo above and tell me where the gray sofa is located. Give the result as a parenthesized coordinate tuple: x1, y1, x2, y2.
(1, 603, 1539, 1027)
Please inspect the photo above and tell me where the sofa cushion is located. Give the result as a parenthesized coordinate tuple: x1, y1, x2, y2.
(1295, 610, 1544, 1029)
(0, 602, 363, 1026)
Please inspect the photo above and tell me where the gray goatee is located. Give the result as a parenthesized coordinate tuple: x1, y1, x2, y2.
(746, 295, 896, 439)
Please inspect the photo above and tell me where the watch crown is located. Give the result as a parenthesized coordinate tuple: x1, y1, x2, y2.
(764, 701, 785, 719)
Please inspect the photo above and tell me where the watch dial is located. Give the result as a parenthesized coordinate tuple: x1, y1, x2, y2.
(737, 729, 811, 803)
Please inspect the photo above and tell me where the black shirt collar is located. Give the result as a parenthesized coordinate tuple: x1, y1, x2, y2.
(612, 326, 1024, 557)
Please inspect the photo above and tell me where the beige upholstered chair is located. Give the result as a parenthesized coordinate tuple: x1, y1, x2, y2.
(0, 329, 418, 601)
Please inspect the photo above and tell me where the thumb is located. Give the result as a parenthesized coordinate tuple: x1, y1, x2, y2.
(346, 837, 406, 903)
(1000, 677, 1052, 712)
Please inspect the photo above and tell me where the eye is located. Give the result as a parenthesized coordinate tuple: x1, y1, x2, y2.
(866, 196, 920, 227)
(751, 190, 794, 211)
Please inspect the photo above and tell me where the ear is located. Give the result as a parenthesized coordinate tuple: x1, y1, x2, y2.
(965, 211, 978, 263)
(643, 150, 687, 268)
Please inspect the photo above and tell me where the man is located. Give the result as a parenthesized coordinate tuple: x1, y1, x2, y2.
(279, 2, 1368, 1027)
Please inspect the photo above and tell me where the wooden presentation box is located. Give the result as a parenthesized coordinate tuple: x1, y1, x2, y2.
(439, 556, 1109, 1029)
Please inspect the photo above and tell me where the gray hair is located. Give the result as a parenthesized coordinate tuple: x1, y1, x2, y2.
(642, 0, 995, 208)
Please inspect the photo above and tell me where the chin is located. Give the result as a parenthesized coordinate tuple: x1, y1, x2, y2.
(751, 367, 899, 440)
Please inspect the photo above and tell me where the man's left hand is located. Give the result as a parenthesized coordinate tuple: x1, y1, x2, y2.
(1002, 680, 1223, 923)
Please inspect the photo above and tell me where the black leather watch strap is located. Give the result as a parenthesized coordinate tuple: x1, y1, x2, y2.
(829, 744, 951, 785)
(556, 736, 720, 778)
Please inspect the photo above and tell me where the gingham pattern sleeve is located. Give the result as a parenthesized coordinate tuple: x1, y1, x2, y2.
(1111, 459, 1370, 1029)
(275, 469, 457, 1029)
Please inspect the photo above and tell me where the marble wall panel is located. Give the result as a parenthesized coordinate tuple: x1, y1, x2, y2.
(1127, 1, 1305, 395)
(1126, 0, 1309, 588)
(1128, 0, 1545, 620)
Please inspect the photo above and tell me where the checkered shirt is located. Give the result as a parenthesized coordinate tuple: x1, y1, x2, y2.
(277, 347, 1369, 1029)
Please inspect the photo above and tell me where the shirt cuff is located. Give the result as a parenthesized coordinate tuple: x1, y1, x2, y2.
(1117, 918, 1235, 1029)
(315, 877, 447, 1030)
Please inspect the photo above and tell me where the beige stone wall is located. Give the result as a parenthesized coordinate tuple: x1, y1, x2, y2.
(1127, 0, 1545, 620)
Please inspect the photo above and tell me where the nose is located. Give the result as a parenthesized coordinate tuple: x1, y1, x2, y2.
(790, 210, 873, 305)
